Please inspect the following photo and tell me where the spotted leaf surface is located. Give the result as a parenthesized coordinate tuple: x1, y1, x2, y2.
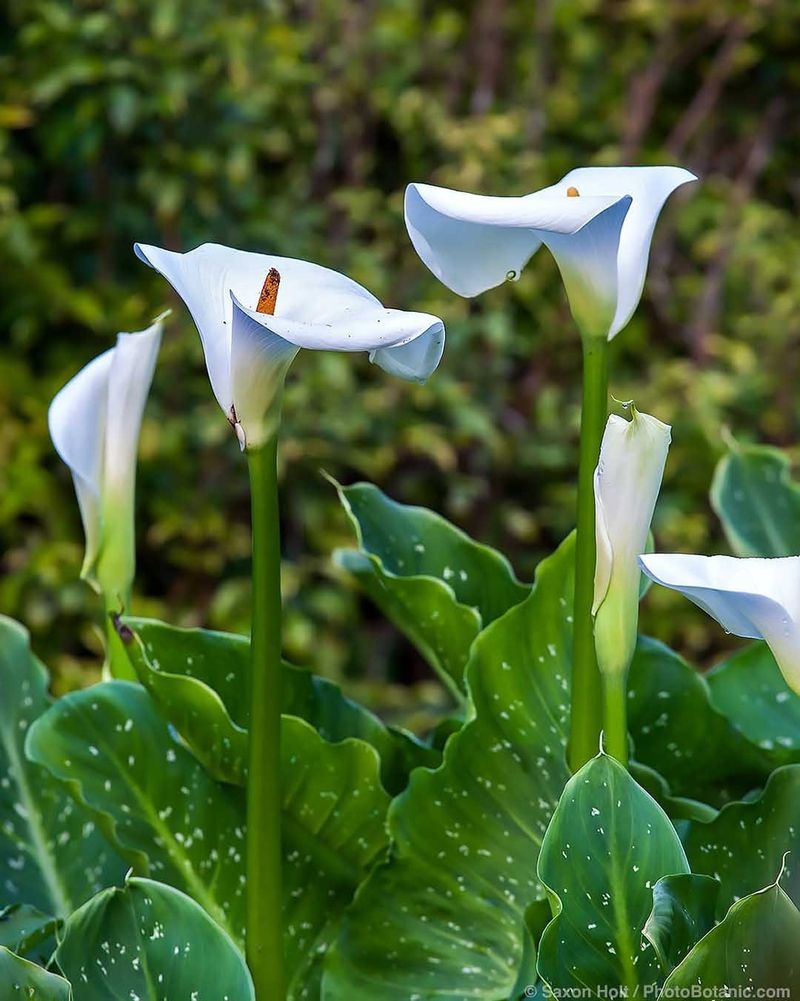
(0, 615, 123, 918)
(121, 616, 434, 793)
(322, 535, 574, 1001)
(707, 642, 800, 769)
(56, 877, 253, 1000)
(0, 946, 71, 999)
(25, 681, 247, 942)
(334, 479, 528, 695)
(663, 882, 800, 990)
(642, 874, 720, 974)
(628, 637, 765, 800)
(711, 440, 800, 557)
(537, 754, 689, 991)
(684, 765, 800, 915)
(26, 683, 389, 999)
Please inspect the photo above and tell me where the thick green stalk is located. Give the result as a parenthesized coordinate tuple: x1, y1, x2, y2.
(602, 673, 629, 767)
(246, 434, 285, 1000)
(104, 599, 135, 680)
(568, 336, 609, 772)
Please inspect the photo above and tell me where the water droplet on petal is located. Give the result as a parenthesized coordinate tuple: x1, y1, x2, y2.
(506, 269, 519, 282)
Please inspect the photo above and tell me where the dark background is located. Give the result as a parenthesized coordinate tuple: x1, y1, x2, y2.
(2, 0, 799, 716)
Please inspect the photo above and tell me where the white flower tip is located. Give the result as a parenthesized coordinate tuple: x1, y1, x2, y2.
(133, 242, 161, 269)
(369, 316, 445, 383)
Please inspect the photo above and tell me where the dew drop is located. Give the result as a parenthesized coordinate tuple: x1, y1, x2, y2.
(506, 269, 519, 282)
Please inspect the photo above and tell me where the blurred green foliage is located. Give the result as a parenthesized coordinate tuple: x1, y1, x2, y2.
(2, 0, 800, 701)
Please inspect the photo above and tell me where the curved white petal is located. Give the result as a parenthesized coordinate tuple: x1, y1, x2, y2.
(229, 297, 301, 451)
(48, 318, 163, 595)
(404, 182, 626, 298)
(559, 167, 697, 338)
(370, 326, 444, 382)
(405, 168, 696, 339)
(539, 198, 632, 339)
(639, 553, 800, 693)
(592, 408, 671, 677)
(48, 349, 114, 574)
(104, 315, 164, 494)
(134, 242, 439, 419)
(232, 293, 444, 434)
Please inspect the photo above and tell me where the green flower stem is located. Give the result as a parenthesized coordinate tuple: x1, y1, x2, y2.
(601, 673, 629, 767)
(246, 433, 285, 1001)
(568, 335, 609, 772)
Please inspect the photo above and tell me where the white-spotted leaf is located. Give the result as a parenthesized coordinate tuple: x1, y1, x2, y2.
(56, 877, 253, 1000)
(334, 480, 528, 696)
(536, 753, 689, 991)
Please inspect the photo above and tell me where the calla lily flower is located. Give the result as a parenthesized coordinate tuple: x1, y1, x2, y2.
(134, 243, 445, 451)
(593, 406, 671, 678)
(639, 553, 800, 696)
(405, 166, 696, 339)
(48, 315, 163, 605)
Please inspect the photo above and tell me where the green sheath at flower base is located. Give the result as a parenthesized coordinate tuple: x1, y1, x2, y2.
(593, 405, 671, 680)
(48, 316, 163, 632)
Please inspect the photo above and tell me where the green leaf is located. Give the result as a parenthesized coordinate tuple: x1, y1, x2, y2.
(56, 877, 253, 1000)
(333, 479, 528, 696)
(684, 765, 800, 914)
(663, 882, 800, 990)
(643, 874, 720, 973)
(26, 680, 246, 941)
(26, 682, 390, 998)
(323, 536, 574, 1001)
(0, 902, 59, 959)
(707, 642, 800, 769)
(628, 762, 718, 826)
(710, 440, 800, 557)
(0, 946, 71, 999)
(536, 753, 689, 991)
(120, 616, 435, 793)
(628, 637, 764, 800)
(0, 615, 123, 917)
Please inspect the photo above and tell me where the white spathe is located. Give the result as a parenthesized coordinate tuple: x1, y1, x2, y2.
(639, 553, 800, 695)
(405, 166, 696, 339)
(134, 243, 445, 450)
(48, 315, 163, 602)
(593, 406, 671, 677)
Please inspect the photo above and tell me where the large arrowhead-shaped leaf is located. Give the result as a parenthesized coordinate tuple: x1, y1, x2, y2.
(707, 642, 800, 769)
(322, 536, 575, 1001)
(663, 882, 800, 990)
(333, 480, 528, 695)
(26, 682, 390, 999)
(684, 765, 800, 913)
(710, 440, 800, 557)
(56, 877, 254, 1000)
(0, 946, 71, 999)
(119, 617, 435, 793)
(643, 874, 720, 974)
(0, 615, 123, 918)
(537, 753, 689, 991)
(628, 637, 765, 800)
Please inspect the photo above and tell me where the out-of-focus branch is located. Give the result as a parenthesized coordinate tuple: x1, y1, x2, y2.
(619, 31, 676, 161)
(685, 96, 785, 361)
(665, 17, 753, 158)
(469, 0, 508, 114)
